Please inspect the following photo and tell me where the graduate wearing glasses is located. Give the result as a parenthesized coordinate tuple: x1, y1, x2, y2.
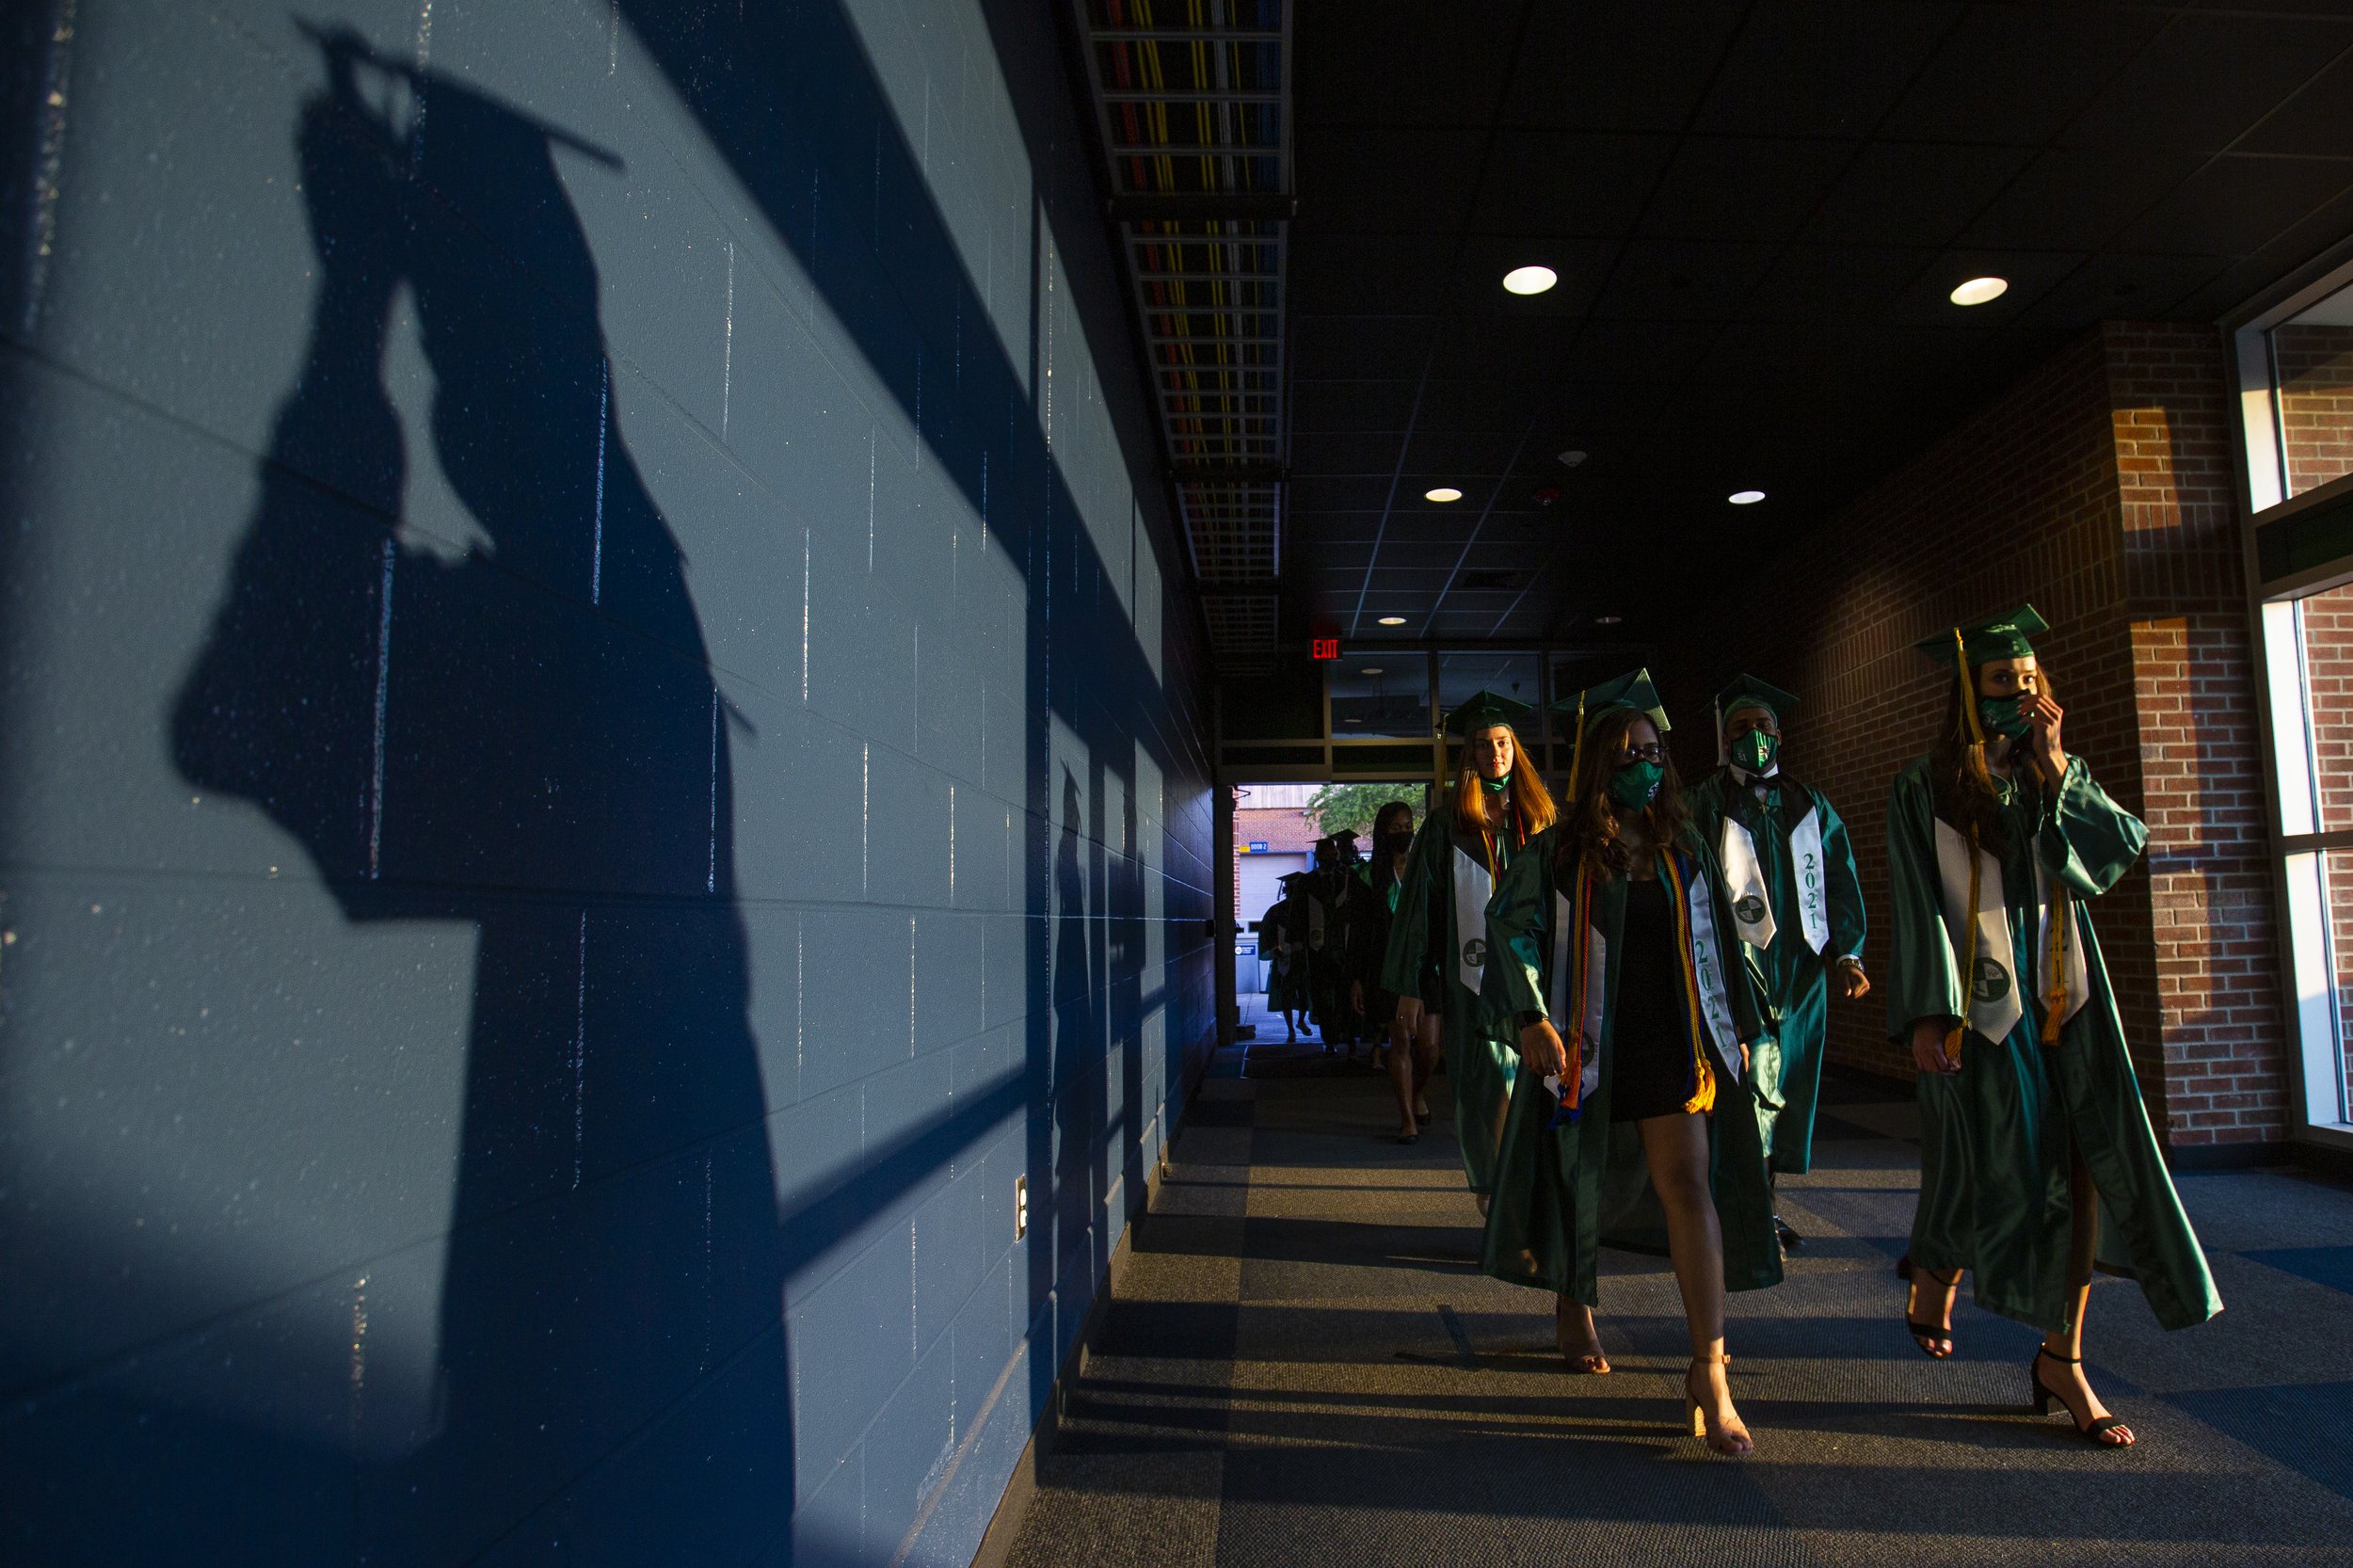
(1686, 676, 1870, 1248)
(1886, 607, 2219, 1448)
(1481, 670, 1775, 1454)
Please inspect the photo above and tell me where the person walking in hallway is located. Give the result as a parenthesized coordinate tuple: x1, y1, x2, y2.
(1359, 799, 1437, 1142)
(1687, 676, 1870, 1250)
(1482, 670, 1775, 1455)
(1266, 872, 1311, 1042)
(1886, 607, 2220, 1445)
(1384, 693, 1556, 1202)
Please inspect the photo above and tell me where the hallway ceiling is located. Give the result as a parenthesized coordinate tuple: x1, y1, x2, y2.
(1283, 0, 2353, 648)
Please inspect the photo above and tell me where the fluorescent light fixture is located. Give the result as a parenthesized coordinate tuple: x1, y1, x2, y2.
(1502, 264, 1558, 296)
(1343, 716, 1362, 724)
(1595, 615, 1623, 626)
(1949, 276, 2008, 306)
(1378, 616, 1407, 626)
(1729, 489, 1766, 505)
(1425, 487, 1463, 503)
(1361, 667, 1384, 676)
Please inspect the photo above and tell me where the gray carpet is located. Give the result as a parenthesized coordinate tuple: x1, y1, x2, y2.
(1004, 999, 2353, 1566)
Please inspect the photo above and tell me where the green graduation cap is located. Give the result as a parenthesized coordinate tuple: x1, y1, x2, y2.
(1444, 688, 1532, 739)
(1554, 666, 1669, 734)
(1554, 667, 1668, 785)
(1715, 674, 1800, 724)
(1915, 604, 2049, 744)
(1912, 604, 2048, 667)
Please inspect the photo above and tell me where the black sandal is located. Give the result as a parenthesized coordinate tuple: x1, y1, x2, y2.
(1904, 1265, 1961, 1358)
(2030, 1347, 2134, 1447)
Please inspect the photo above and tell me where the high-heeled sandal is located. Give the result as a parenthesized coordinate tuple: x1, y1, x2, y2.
(1904, 1265, 1961, 1358)
(1555, 1296, 1609, 1374)
(2029, 1347, 2134, 1447)
(1683, 1353, 1752, 1455)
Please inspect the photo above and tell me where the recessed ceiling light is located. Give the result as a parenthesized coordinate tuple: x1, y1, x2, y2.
(1502, 265, 1558, 296)
(1728, 489, 1766, 505)
(1378, 616, 1407, 626)
(1595, 615, 1623, 626)
(1425, 487, 1463, 503)
(1949, 276, 2008, 306)
(1558, 450, 1588, 468)
(1361, 667, 1384, 675)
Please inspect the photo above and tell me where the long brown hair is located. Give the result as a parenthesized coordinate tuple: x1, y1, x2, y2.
(1451, 724, 1558, 843)
(1554, 706, 1690, 882)
(1929, 663, 2057, 856)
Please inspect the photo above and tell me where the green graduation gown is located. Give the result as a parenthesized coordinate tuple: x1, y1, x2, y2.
(1886, 753, 2221, 1334)
(1263, 895, 1307, 1014)
(1479, 824, 1781, 1303)
(1382, 808, 1523, 1194)
(1687, 769, 1867, 1175)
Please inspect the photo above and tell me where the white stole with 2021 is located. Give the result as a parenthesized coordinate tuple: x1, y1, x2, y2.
(1719, 795, 1831, 954)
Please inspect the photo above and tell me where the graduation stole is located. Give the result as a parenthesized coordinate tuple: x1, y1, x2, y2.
(1455, 791, 1527, 997)
(1933, 814, 2091, 1061)
(1546, 846, 1738, 1121)
(1721, 786, 1831, 955)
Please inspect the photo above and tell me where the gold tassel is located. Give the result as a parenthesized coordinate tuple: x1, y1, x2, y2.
(2041, 893, 2070, 1045)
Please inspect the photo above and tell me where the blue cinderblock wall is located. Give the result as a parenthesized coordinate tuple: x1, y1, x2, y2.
(0, 2, 1217, 1562)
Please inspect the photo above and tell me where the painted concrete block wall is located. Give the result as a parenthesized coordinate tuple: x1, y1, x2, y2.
(0, 2, 1216, 1564)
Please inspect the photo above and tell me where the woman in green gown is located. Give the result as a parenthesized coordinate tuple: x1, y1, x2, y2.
(1483, 670, 1775, 1454)
(1888, 607, 2220, 1448)
(1383, 692, 1557, 1202)
(1686, 675, 1871, 1247)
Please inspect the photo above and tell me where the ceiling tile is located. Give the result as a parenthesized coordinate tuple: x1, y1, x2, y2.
(1501, 1, 1749, 132)
(1693, 1, 1963, 139)
(1802, 140, 2039, 248)
(1468, 131, 1676, 238)
(2062, 15, 2353, 150)
(1878, 5, 2166, 144)
(1588, 239, 1782, 321)
(1961, 145, 2207, 251)
(2115, 154, 2353, 258)
(1641, 136, 1859, 243)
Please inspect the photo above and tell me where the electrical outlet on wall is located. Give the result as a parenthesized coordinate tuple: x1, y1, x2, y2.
(1015, 1175, 1028, 1240)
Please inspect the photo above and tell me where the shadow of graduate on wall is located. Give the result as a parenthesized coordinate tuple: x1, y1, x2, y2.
(169, 31, 793, 1563)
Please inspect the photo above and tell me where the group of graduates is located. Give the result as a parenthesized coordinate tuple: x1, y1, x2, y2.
(1346, 606, 2220, 1457)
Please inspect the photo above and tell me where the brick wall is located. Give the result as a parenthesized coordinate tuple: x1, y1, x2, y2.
(2274, 323, 2353, 498)
(1663, 323, 2286, 1150)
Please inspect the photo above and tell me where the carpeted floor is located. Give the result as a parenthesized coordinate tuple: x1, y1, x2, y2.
(1001, 997, 2353, 1566)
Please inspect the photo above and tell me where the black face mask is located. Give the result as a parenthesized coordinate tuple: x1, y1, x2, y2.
(1380, 829, 1413, 856)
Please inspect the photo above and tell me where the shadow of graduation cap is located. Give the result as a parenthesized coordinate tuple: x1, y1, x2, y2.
(1554, 667, 1667, 786)
(1913, 604, 2047, 745)
(1713, 674, 1799, 762)
(1443, 689, 1532, 740)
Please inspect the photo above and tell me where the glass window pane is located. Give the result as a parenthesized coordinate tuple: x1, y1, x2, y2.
(1327, 649, 1430, 738)
(2318, 851, 2353, 1127)
(2300, 583, 2353, 830)
(2252, 278, 2353, 507)
(1437, 649, 1545, 772)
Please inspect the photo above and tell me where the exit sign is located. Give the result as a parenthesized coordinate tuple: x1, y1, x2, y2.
(1310, 637, 1339, 661)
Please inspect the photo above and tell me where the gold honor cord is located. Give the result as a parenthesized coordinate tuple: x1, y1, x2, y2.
(2042, 884, 2071, 1047)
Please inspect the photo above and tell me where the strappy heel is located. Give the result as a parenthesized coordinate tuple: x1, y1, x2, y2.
(1683, 1353, 1752, 1455)
(2030, 1347, 2134, 1447)
(1904, 1265, 1961, 1358)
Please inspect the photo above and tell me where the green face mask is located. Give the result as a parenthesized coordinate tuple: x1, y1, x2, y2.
(1609, 760, 1664, 810)
(1977, 696, 2031, 740)
(1730, 729, 1778, 773)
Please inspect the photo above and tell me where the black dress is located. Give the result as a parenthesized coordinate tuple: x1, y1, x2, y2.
(1608, 876, 1699, 1122)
